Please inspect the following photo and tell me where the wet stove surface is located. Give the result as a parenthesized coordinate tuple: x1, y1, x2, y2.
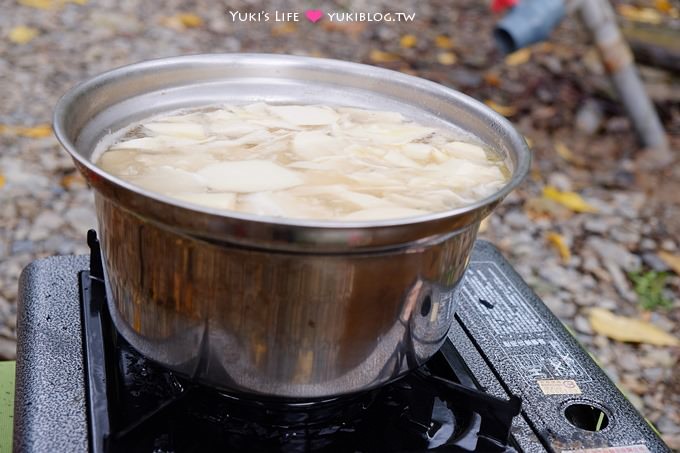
(13, 240, 669, 452)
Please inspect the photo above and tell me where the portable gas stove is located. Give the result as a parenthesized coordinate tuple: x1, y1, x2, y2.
(12, 232, 669, 452)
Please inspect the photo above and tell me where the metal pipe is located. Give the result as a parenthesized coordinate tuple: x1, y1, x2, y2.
(575, 0, 669, 150)
(494, 0, 566, 54)
(493, 0, 668, 150)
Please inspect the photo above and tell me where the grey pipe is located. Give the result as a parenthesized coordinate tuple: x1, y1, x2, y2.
(494, 0, 566, 54)
(493, 0, 668, 150)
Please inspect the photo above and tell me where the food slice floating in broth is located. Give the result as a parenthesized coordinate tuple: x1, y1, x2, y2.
(95, 103, 509, 221)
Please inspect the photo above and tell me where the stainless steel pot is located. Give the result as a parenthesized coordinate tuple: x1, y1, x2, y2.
(53, 54, 530, 399)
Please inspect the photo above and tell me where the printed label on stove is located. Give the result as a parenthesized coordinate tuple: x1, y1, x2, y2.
(458, 262, 591, 385)
(536, 379, 581, 395)
(561, 445, 651, 453)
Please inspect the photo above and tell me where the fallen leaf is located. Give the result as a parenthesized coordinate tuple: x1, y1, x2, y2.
(588, 308, 679, 346)
(658, 251, 680, 276)
(484, 100, 517, 117)
(546, 232, 571, 263)
(542, 186, 598, 213)
(434, 35, 454, 49)
(18, 0, 86, 8)
(617, 5, 663, 24)
(554, 141, 588, 166)
(271, 22, 297, 36)
(0, 175, 5, 188)
(18, 0, 53, 8)
(524, 197, 572, 221)
(177, 13, 203, 28)
(18, 124, 52, 138)
(505, 47, 532, 66)
(0, 124, 52, 138)
(535, 42, 555, 53)
(524, 136, 533, 148)
(161, 12, 204, 30)
(369, 50, 400, 63)
(399, 34, 417, 49)
(8, 25, 39, 44)
(483, 71, 501, 87)
(436, 51, 457, 66)
(60, 172, 86, 189)
(655, 0, 672, 13)
(321, 21, 366, 37)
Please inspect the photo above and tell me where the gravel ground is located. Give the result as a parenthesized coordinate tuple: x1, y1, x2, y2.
(1, 0, 679, 448)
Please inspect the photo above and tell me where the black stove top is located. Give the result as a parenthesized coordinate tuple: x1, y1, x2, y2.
(13, 233, 670, 453)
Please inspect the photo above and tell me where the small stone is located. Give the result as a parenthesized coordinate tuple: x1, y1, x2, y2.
(547, 172, 573, 192)
(605, 116, 630, 133)
(542, 293, 577, 319)
(617, 351, 639, 372)
(503, 210, 531, 229)
(584, 218, 609, 234)
(603, 260, 637, 303)
(642, 253, 671, 272)
(0, 336, 16, 360)
(10, 240, 34, 254)
(27, 210, 64, 241)
(573, 315, 593, 335)
(609, 226, 640, 246)
(575, 100, 603, 135)
(656, 417, 680, 435)
(642, 367, 664, 382)
(620, 375, 648, 395)
(661, 239, 677, 252)
(586, 237, 641, 272)
(640, 238, 657, 251)
(65, 206, 97, 232)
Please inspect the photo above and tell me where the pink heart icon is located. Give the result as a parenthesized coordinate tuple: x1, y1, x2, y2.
(305, 9, 324, 23)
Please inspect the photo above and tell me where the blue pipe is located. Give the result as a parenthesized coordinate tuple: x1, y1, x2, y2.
(494, 0, 566, 54)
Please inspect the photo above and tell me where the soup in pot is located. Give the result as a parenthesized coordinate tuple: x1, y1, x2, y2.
(95, 103, 509, 221)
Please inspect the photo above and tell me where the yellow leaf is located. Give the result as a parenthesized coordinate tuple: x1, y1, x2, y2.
(484, 100, 517, 117)
(483, 71, 501, 87)
(655, 0, 672, 13)
(617, 5, 663, 24)
(161, 13, 203, 30)
(434, 35, 454, 49)
(18, 0, 53, 9)
(524, 136, 533, 148)
(271, 22, 297, 36)
(436, 51, 457, 66)
(60, 172, 86, 189)
(505, 47, 532, 66)
(18, 0, 85, 8)
(658, 251, 680, 276)
(399, 34, 417, 49)
(369, 50, 400, 63)
(177, 13, 203, 28)
(8, 26, 39, 44)
(589, 308, 679, 346)
(0, 124, 52, 138)
(546, 232, 571, 263)
(542, 186, 599, 213)
(554, 142, 572, 160)
(18, 124, 52, 138)
(0, 175, 5, 188)
(554, 141, 587, 166)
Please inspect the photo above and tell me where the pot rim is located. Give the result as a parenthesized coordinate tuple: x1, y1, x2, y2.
(53, 53, 530, 247)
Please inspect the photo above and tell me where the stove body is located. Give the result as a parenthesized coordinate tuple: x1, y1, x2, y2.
(13, 240, 669, 452)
